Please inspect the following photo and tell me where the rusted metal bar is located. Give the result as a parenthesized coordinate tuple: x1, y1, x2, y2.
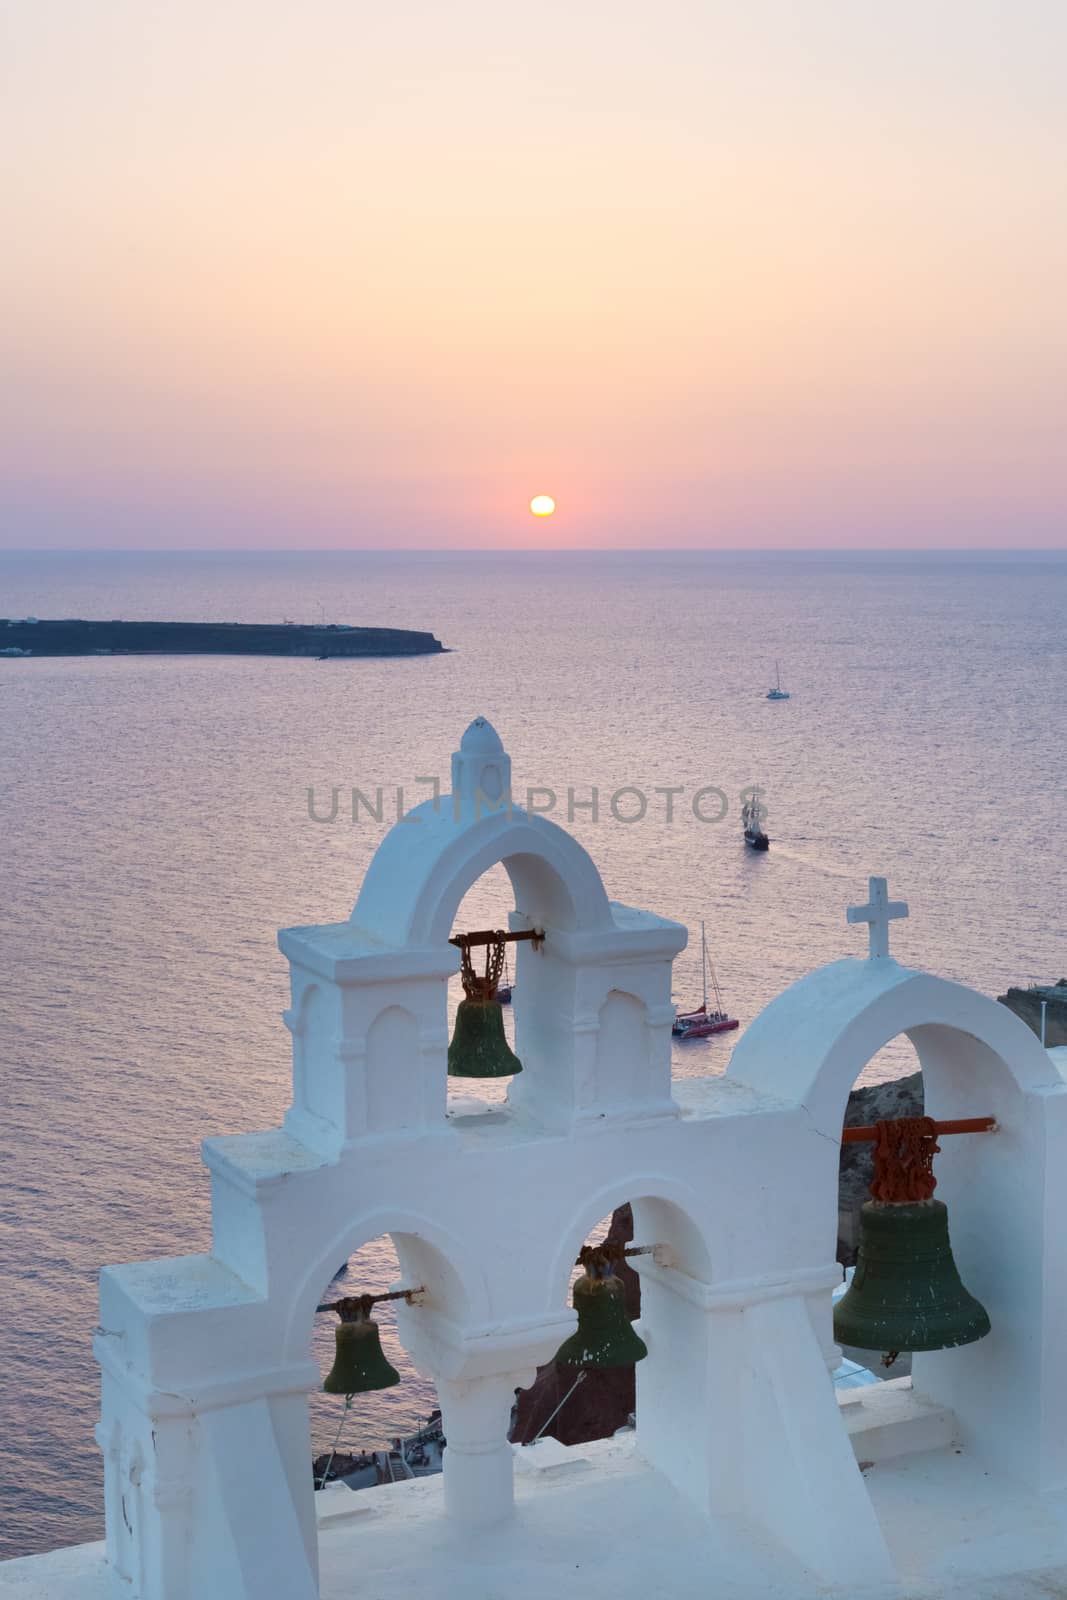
(575, 1242, 657, 1267)
(841, 1116, 995, 1144)
(449, 927, 544, 949)
(316, 1286, 425, 1315)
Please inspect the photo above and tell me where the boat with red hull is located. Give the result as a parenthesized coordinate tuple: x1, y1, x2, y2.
(672, 921, 739, 1039)
(673, 1006, 739, 1039)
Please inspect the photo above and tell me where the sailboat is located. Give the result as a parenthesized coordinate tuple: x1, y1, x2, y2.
(766, 662, 790, 700)
(672, 921, 739, 1038)
(742, 789, 769, 851)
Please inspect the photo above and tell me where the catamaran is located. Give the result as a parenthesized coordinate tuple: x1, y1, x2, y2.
(766, 662, 790, 700)
(672, 921, 739, 1039)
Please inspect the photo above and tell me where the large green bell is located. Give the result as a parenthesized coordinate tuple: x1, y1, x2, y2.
(447, 996, 522, 1079)
(448, 933, 523, 1079)
(554, 1260, 649, 1369)
(323, 1299, 401, 1396)
(833, 1200, 991, 1356)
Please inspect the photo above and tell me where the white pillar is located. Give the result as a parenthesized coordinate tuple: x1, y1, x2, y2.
(635, 1259, 894, 1587)
(436, 1373, 527, 1526)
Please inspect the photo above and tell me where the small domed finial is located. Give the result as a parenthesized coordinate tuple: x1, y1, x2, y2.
(451, 719, 511, 815)
(460, 717, 504, 755)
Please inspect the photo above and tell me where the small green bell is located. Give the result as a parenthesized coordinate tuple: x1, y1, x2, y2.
(447, 933, 522, 1079)
(555, 1258, 649, 1369)
(448, 996, 523, 1078)
(323, 1298, 401, 1396)
(834, 1200, 991, 1356)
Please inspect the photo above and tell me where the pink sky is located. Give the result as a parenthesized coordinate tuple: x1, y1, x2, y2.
(2, 1, 1065, 549)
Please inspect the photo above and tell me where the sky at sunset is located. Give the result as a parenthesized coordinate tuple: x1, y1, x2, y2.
(3, 1, 1065, 550)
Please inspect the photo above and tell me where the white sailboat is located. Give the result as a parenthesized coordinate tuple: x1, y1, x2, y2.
(766, 662, 790, 700)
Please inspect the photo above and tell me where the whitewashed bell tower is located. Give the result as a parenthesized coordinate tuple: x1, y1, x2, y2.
(94, 719, 693, 1597)
(92, 720, 1067, 1600)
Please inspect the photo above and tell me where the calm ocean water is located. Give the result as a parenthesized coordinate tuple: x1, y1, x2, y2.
(1, 548, 1065, 1560)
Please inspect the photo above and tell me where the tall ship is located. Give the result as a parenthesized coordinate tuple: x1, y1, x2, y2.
(672, 921, 739, 1038)
(742, 790, 769, 851)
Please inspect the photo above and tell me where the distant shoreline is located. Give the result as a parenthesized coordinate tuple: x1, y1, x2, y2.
(0, 619, 445, 659)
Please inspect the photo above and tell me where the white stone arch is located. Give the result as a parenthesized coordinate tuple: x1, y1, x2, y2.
(547, 1174, 715, 1311)
(727, 960, 1059, 1138)
(538, 1175, 727, 1544)
(351, 716, 614, 949)
(278, 722, 685, 1146)
(282, 1206, 492, 1367)
(728, 956, 1067, 1496)
(352, 808, 614, 948)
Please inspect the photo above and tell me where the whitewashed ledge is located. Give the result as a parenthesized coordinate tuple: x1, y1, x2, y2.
(6, 1434, 1067, 1600)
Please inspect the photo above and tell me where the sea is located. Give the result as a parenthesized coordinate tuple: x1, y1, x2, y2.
(1, 548, 1065, 1560)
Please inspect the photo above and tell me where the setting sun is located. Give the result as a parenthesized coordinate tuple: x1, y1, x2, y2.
(530, 495, 556, 517)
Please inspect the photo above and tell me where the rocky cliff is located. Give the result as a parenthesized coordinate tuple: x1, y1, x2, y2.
(998, 981, 1067, 1047)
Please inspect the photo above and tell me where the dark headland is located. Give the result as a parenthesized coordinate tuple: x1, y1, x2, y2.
(0, 619, 445, 658)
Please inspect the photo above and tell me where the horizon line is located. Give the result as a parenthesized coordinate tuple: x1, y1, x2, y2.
(2, 546, 1067, 557)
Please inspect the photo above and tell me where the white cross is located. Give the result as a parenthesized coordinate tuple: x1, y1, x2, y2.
(846, 876, 909, 960)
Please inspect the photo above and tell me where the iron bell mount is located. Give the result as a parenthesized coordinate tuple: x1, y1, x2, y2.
(446, 926, 544, 1080)
(834, 1114, 996, 1365)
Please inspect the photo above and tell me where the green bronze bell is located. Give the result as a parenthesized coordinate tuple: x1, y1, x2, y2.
(555, 1258, 649, 1369)
(448, 996, 523, 1079)
(834, 1200, 991, 1357)
(447, 933, 522, 1079)
(323, 1298, 401, 1396)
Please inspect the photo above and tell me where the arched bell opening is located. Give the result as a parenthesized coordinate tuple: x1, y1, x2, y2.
(308, 1235, 440, 1494)
(730, 970, 1055, 1396)
(778, 993, 1061, 1501)
(511, 1207, 641, 1450)
(437, 842, 589, 947)
(518, 1187, 714, 1462)
(828, 1019, 1033, 1388)
(444, 864, 522, 1118)
(278, 1210, 486, 1565)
